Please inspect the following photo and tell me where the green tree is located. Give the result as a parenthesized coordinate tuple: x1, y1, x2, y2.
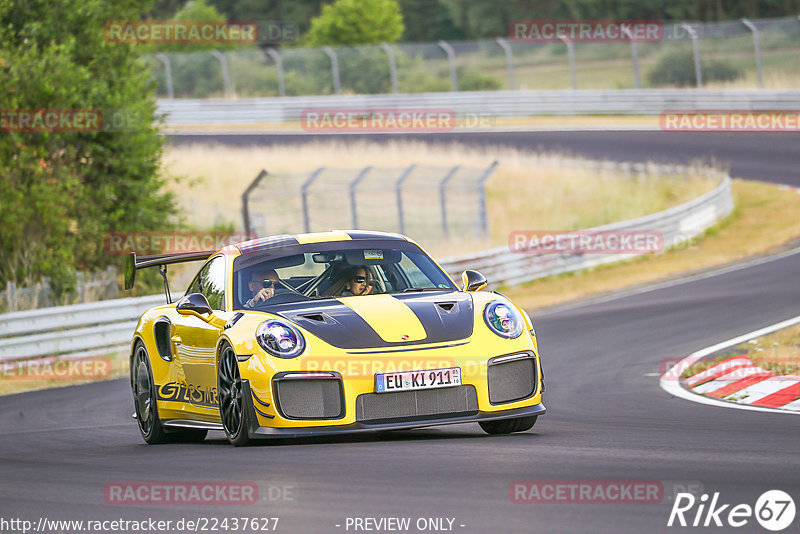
(304, 0, 405, 46)
(0, 0, 174, 293)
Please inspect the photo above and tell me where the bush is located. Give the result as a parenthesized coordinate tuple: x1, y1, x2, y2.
(457, 67, 502, 91)
(0, 0, 174, 293)
(648, 50, 741, 87)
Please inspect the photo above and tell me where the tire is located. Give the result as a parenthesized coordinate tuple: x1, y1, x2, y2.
(218, 342, 251, 446)
(132, 341, 208, 444)
(479, 415, 538, 435)
(132, 341, 169, 444)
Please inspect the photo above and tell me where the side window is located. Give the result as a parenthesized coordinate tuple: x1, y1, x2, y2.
(186, 256, 226, 310)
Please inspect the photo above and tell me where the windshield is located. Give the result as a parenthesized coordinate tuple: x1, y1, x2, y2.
(232, 240, 456, 309)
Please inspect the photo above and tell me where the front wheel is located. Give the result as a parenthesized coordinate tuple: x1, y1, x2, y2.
(479, 415, 538, 435)
(218, 343, 251, 446)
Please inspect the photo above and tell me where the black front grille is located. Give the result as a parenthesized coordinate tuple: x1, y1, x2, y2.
(356, 385, 478, 423)
(274, 378, 344, 420)
(488, 356, 536, 405)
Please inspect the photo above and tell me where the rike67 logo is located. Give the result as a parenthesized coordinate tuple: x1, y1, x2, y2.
(668, 490, 795, 531)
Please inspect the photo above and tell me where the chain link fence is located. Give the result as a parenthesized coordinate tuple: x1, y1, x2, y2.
(145, 17, 800, 98)
(1, 266, 119, 313)
(242, 163, 498, 239)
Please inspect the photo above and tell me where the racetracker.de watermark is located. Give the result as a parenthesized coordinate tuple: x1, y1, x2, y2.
(509, 230, 664, 255)
(300, 109, 494, 133)
(104, 481, 299, 505)
(0, 356, 112, 382)
(301, 357, 462, 379)
(510, 20, 664, 42)
(104, 20, 296, 45)
(510, 480, 704, 504)
(104, 232, 256, 255)
(1, 108, 166, 133)
(660, 111, 800, 132)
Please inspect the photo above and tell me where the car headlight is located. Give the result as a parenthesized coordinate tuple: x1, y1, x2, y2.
(483, 301, 524, 339)
(256, 320, 305, 358)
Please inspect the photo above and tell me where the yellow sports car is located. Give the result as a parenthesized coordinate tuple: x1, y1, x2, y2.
(125, 231, 545, 446)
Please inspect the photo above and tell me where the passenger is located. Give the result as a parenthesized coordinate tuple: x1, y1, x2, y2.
(324, 266, 374, 297)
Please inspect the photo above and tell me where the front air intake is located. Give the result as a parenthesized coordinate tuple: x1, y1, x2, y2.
(273, 373, 344, 420)
(487, 353, 537, 405)
(356, 385, 478, 423)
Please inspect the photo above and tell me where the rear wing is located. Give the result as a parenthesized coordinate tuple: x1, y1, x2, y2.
(124, 250, 214, 303)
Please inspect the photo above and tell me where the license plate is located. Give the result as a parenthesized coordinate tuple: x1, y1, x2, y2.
(375, 367, 461, 393)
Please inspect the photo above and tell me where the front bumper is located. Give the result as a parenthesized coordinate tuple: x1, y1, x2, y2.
(242, 380, 545, 439)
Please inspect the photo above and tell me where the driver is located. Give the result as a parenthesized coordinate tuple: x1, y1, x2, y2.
(243, 269, 280, 308)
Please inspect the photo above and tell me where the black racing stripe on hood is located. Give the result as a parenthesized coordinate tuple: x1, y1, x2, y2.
(270, 292, 473, 349)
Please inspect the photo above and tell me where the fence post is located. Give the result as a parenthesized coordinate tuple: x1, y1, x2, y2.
(438, 165, 461, 237)
(395, 164, 417, 234)
(301, 167, 326, 233)
(7, 282, 16, 313)
(494, 38, 515, 90)
(211, 50, 235, 98)
(264, 48, 286, 96)
(741, 19, 763, 87)
(154, 53, 175, 98)
(349, 166, 372, 229)
(322, 46, 342, 95)
(242, 169, 269, 235)
(438, 41, 458, 91)
(558, 35, 577, 89)
(476, 161, 499, 237)
(621, 27, 641, 89)
(380, 43, 399, 94)
(681, 24, 703, 88)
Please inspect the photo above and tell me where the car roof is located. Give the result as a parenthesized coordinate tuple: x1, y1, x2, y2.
(231, 230, 410, 255)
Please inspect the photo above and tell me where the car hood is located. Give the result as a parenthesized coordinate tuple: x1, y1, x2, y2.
(269, 291, 473, 350)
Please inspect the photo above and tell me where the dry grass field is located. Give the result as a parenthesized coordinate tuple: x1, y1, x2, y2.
(162, 140, 718, 258)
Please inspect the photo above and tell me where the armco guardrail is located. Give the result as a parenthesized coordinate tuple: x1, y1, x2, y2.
(157, 90, 800, 126)
(0, 166, 732, 362)
(441, 167, 733, 286)
(0, 294, 172, 362)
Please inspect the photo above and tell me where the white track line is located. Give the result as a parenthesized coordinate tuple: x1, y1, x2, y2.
(660, 314, 800, 414)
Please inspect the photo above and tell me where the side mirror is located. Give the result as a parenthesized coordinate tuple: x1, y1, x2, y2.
(176, 293, 227, 328)
(176, 293, 213, 316)
(461, 270, 487, 292)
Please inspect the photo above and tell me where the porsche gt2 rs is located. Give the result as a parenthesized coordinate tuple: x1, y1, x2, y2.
(126, 230, 545, 446)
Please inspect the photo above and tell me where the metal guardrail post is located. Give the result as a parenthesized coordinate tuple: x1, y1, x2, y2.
(438, 165, 461, 237)
(380, 43, 399, 94)
(264, 48, 286, 97)
(211, 50, 235, 98)
(154, 53, 175, 98)
(322, 46, 342, 95)
(395, 164, 417, 234)
(438, 41, 458, 92)
(349, 166, 372, 229)
(741, 19, 763, 87)
(557, 35, 577, 89)
(241, 170, 269, 235)
(681, 24, 703, 88)
(476, 161, 499, 236)
(301, 167, 326, 233)
(621, 27, 641, 89)
(494, 38, 515, 90)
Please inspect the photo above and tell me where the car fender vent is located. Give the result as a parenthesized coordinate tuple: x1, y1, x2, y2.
(435, 302, 457, 313)
(299, 313, 327, 322)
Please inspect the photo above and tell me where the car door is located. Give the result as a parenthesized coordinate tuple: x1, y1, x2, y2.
(172, 255, 228, 413)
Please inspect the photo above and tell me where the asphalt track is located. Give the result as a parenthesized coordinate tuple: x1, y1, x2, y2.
(2, 131, 800, 533)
